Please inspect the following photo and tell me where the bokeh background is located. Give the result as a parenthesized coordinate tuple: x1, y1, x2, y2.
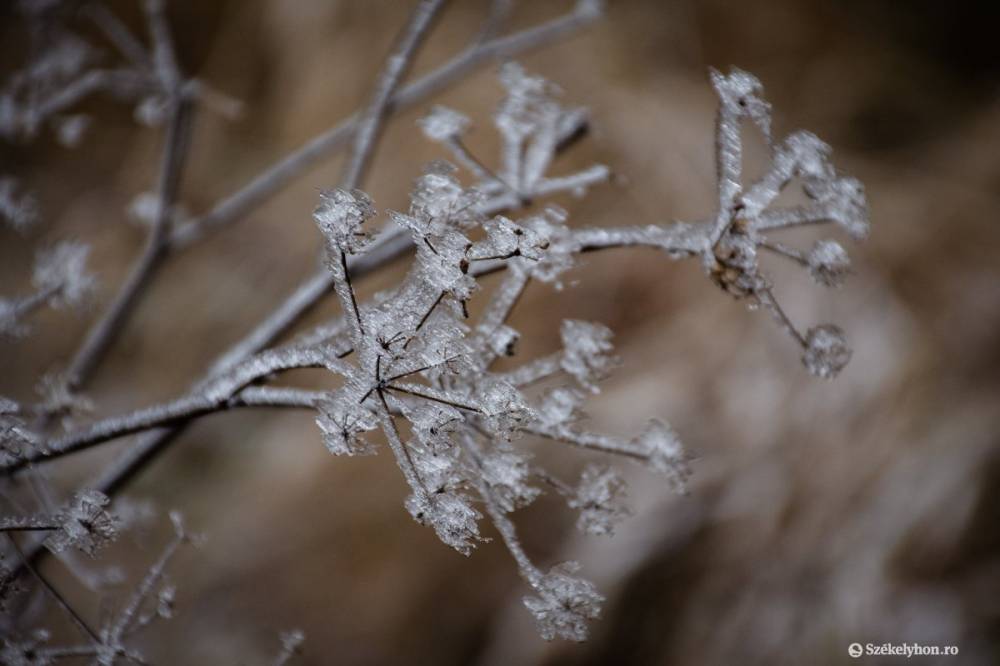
(3, 0, 1000, 664)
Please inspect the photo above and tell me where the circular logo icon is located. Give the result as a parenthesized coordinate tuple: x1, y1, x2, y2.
(848, 643, 863, 658)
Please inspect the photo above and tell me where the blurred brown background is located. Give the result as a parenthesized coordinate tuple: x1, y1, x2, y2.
(3, 0, 1000, 664)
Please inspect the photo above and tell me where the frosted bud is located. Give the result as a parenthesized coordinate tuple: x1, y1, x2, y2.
(496, 63, 556, 140)
(524, 209, 574, 285)
(315, 390, 378, 456)
(405, 491, 484, 556)
(477, 381, 533, 438)
(54, 114, 90, 148)
(44, 490, 118, 557)
(475, 216, 550, 261)
(414, 230, 477, 302)
(522, 561, 604, 641)
(406, 403, 462, 452)
(32, 241, 97, 308)
(783, 131, 832, 180)
(478, 446, 539, 512)
(486, 324, 520, 357)
(134, 96, 168, 127)
(409, 442, 462, 494)
(806, 176, 869, 239)
(314, 188, 376, 254)
(560, 320, 618, 392)
(802, 324, 851, 379)
(569, 464, 631, 536)
(418, 105, 470, 142)
(633, 419, 689, 492)
(408, 160, 483, 230)
(537, 387, 587, 428)
(710, 67, 771, 141)
(807, 239, 851, 287)
(0, 177, 38, 231)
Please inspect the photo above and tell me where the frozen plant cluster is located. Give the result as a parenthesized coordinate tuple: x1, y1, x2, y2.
(0, 0, 869, 660)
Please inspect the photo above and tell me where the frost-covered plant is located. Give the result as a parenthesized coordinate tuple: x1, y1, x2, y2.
(1, 0, 869, 659)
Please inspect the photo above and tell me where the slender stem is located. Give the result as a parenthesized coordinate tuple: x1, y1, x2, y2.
(525, 424, 649, 462)
(0, 525, 57, 533)
(386, 382, 482, 413)
(107, 524, 185, 644)
(755, 286, 806, 346)
(4, 388, 316, 471)
(5, 533, 101, 645)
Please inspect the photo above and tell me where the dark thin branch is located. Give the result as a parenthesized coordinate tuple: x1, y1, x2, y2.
(5, 533, 101, 645)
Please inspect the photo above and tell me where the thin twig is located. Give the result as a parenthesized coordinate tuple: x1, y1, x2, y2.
(5, 533, 101, 645)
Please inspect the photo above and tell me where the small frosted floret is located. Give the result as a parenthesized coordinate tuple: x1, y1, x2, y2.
(537, 386, 587, 428)
(634, 419, 689, 492)
(802, 324, 852, 379)
(414, 230, 477, 302)
(406, 491, 484, 556)
(406, 403, 462, 452)
(522, 562, 604, 641)
(0, 177, 38, 231)
(409, 442, 462, 494)
(315, 391, 378, 456)
(314, 188, 376, 254)
(478, 447, 540, 512)
(523, 209, 575, 284)
(477, 380, 533, 438)
(485, 324, 520, 357)
(55, 114, 90, 148)
(560, 320, 618, 393)
(418, 105, 470, 142)
(569, 464, 631, 536)
(475, 216, 550, 261)
(710, 67, 772, 140)
(44, 490, 118, 557)
(408, 161, 483, 229)
(33, 241, 96, 308)
(496, 62, 554, 139)
(808, 239, 851, 287)
(782, 131, 833, 180)
(806, 176, 869, 240)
